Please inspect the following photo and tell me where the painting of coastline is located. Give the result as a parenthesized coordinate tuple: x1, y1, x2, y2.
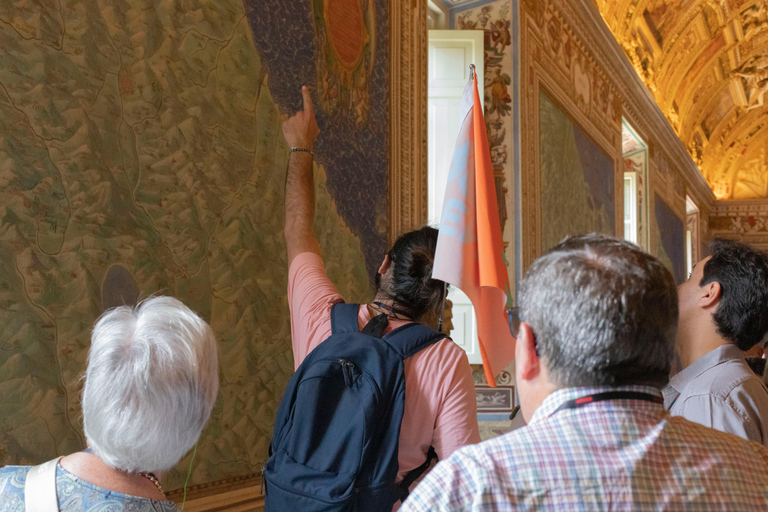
(539, 92, 615, 251)
(654, 194, 686, 285)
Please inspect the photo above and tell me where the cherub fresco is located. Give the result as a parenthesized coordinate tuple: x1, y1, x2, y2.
(491, 144, 508, 168)
(477, 7, 492, 29)
(457, 13, 478, 29)
(485, 68, 512, 118)
(491, 19, 511, 53)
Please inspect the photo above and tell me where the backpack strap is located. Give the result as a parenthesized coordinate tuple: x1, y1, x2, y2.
(398, 446, 438, 502)
(330, 302, 360, 334)
(381, 323, 447, 360)
(361, 313, 388, 338)
(24, 457, 62, 512)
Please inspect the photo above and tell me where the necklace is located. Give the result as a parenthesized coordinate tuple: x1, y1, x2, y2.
(371, 301, 412, 320)
(138, 472, 165, 496)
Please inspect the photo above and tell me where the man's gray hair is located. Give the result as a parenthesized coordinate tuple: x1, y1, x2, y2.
(82, 296, 219, 472)
(520, 233, 678, 388)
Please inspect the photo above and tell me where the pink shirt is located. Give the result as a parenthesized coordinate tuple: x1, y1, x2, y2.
(288, 253, 480, 498)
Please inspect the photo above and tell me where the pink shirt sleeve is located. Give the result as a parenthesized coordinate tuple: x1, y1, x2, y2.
(287, 252, 343, 369)
(432, 348, 481, 457)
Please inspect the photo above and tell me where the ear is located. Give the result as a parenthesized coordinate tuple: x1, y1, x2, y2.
(515, 322, 540, 383)
(698, 281, 722, 309)
(378, 254, 392, 275)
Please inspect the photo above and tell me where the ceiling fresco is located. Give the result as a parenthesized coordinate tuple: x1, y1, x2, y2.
(596, 0, 768, 199)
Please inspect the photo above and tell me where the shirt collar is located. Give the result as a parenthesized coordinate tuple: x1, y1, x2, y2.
(668, 344, 744, 394)
(529, 385, 663, 424)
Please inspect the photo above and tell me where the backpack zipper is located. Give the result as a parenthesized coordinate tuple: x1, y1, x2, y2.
(338, 359, 354, 387)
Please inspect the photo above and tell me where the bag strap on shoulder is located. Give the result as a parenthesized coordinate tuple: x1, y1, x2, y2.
(398, 446, 438, 503)
(382, 323, 447, 360)
(330, 302, 360, 334)
(24, 456, 62, 512)
(332, 302, 446, 358)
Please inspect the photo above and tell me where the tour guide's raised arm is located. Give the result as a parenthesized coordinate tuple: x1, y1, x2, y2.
(262, 86, 480, 512)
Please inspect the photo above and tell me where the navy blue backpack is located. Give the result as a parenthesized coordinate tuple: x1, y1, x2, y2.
(264, 303, 445, 511)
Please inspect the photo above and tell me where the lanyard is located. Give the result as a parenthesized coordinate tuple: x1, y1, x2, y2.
(552, 391, 663, 415)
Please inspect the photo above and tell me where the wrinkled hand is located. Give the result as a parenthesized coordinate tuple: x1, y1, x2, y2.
(282, 86, 319, 150)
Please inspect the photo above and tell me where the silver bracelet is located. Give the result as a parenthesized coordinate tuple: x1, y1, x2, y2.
(290, 147, 314, 156)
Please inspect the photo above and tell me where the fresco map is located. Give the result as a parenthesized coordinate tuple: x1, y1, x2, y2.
(654, 194, 686, 285)
(0, 0, 385, 490)
(539, 92, 615, 252)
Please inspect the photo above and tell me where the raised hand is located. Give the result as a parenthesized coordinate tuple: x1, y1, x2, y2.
(282, 86, 319, 150)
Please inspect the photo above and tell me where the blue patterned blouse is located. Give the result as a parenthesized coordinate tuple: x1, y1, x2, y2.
(0, 464, 178, 511)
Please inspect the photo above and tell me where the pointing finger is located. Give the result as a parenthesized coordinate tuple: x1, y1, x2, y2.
(302, 86, 313, 114)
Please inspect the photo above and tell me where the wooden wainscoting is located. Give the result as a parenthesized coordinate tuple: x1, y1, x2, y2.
(168, 475, 265, 512)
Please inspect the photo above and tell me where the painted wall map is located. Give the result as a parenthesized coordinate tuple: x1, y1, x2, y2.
(0, 0, 380, 491)
(654, 194, 686, 285)
(539, 92, 615, 251)
(245, 0, 388, 279)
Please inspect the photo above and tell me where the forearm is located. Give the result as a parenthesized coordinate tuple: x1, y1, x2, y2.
(285, 151, 321, 263)
(282, 86, 321, 264)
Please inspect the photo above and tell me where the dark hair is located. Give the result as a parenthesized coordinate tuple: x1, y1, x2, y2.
(699, 238, 768, 350)
(746, 357, 767, 378)
(520, 233, 678, 388)
(381, 226, 446, 320)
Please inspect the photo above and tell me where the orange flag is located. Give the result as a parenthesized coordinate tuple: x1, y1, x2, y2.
(432, 69, 515, 387)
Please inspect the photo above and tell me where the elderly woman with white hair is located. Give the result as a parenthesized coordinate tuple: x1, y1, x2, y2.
(0, 296, 219, 511)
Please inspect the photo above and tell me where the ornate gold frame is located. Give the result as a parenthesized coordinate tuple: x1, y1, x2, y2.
(519, 0, 623, 270)
(388, 0, 428, 244)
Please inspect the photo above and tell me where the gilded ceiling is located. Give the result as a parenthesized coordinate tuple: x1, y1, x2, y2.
(596, 0, 768, 200)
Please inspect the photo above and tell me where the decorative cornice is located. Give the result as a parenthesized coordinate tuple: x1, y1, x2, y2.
(712, 199, 768, 216)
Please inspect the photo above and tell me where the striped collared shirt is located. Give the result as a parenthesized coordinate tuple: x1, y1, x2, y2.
(401, 385, 768, 511)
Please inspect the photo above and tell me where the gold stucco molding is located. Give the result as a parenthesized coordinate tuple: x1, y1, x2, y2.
(388, 0, 428, 245)
(566, 0, 715, 212)
(518, 0, 717, 270)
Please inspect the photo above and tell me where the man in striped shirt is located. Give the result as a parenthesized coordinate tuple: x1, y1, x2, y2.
(401, 234, 768, 511)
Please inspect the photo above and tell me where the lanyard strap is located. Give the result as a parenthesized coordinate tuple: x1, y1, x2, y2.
(552, 391, 663, 415)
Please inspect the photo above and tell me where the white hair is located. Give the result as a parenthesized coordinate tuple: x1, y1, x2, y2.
(82, 296, 219, 473)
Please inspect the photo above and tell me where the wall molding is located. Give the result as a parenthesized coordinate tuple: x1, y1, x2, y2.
(388, 0, 429, 245)
(167, 475, 264, 512)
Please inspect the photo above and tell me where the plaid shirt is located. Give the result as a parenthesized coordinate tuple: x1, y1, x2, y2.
(401, 386, 768, 511)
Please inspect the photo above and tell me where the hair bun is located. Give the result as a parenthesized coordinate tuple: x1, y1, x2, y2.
(385, 226, 446, 319)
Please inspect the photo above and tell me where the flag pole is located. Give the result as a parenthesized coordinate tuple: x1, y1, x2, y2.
(438, 281, 448, 333)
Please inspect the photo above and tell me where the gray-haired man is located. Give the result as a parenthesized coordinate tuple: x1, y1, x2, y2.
(402, 234, 768, 511)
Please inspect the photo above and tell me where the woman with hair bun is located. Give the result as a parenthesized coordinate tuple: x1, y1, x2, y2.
(0, 296, 219, 511)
